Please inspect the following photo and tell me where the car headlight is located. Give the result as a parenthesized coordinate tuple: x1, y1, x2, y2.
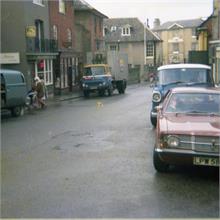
(152, 91, 161, 102)
(167, 135, 180, 147)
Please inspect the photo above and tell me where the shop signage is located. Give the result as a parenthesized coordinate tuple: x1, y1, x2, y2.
(0, 53, 20, 64)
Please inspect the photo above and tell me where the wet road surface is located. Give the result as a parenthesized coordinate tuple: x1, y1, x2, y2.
(1, 83, 219, 218)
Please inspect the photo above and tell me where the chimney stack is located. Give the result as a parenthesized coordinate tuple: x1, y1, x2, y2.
(153, 18, 160, 29)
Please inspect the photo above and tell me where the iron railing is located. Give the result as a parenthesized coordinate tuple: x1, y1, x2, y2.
(26, 37, 58, 53)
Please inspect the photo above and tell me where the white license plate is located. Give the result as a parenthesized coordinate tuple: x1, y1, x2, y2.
(193, 157, 219, 167)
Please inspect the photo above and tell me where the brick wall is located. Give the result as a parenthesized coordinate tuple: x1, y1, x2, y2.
(48, 0, 75, 49)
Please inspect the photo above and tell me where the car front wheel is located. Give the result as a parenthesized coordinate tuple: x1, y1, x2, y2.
(153, 150, 169, 172)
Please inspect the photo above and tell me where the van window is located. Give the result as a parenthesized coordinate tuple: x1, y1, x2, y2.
(158, 68, 211, 85)
(5, 72, 24, 84)
(1, 74, 5, 89)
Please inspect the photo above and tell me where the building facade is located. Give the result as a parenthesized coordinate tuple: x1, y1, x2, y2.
(0, 0, 58, 94)
(104, 18, 161, 82)
(196, 0, 220, 84)
(48, 0, 80, 94)
(209, 0, 220, 84)
(73, 0, 107, 67)
(153, 18, 203, 64)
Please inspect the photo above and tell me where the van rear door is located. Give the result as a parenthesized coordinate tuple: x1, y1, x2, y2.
(4, 71, 27, 107)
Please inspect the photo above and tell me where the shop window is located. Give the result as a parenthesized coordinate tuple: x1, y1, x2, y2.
(35, 59, 53, 85)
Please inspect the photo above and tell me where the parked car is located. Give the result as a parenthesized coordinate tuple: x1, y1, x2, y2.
(1, 69, 27, 117)
(150, 64, 215, 126)
(153, 87, 220, 172)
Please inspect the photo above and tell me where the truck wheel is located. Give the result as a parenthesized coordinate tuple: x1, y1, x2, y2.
(83, 91, 90, 98)
(11, 106, 23, 117)
(98, 90, 105, 97)
(153, 150, 169, 172)
(121, 81, 126, 94)
(117, 81, 126, 94)
(121, 85, 125, 94)
(117, 85, 122, 94)
(108, 86, 113, 96)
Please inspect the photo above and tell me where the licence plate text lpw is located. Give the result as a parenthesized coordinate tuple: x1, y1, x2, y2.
(193, 157, 219, 167)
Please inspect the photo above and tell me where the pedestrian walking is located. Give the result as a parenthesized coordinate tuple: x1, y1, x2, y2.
(34, 76, 46, 109)
(27, 84, 38, 109)
(149, 73, 155, 87)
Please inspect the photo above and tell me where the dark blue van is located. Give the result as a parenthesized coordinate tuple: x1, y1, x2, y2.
(150, 64, 214, 126)
(1, 69, 27, 117)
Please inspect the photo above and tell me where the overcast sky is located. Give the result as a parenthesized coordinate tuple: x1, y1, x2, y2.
(85, 0, 213, 27)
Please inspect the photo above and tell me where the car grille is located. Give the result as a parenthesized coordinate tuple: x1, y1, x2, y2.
(175, 135, 219, 153)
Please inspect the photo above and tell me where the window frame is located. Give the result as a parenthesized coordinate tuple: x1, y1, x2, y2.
(67, 28, 72, 43)
(33, 0, 45, 6)
(59, 0, 65, 14)
(109, 45, 117, 51)
(121, 27, 131, 36)
(35, 59, 53, 85)
(146, 41, 154, 58)
(52, 25, 58, 40)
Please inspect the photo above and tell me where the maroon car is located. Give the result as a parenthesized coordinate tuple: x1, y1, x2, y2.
(153, 87, 220, 172)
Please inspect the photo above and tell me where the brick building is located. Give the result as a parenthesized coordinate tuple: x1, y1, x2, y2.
(48, 0, 80, 94)
(73, 0, 108, 65)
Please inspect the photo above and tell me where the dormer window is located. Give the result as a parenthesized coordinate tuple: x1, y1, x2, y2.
(121, 26, 131, 36)
(111, 26, 117, 32)
(103, 27, 108, 36)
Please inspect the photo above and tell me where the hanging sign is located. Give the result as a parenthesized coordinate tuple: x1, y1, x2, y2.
(26, 26, 36, 37)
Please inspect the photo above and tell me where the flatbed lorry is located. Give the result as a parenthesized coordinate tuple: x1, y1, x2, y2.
(81, 52, 128, 97)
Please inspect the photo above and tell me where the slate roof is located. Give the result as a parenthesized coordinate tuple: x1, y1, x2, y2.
(104, 18, 160, 43)
(153, 18, 204, 31)
(73, 0, 93, 10)
(73, 0, 108, 18)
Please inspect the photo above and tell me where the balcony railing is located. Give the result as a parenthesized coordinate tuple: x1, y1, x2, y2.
(26, 37, 58, 53)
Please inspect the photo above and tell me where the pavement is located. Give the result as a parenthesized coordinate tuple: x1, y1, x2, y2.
(46, 86, 84, 106)
(47, 82, 150, 105)
(50, 91, 83, 102)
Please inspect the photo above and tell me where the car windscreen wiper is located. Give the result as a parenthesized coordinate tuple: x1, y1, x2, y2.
(163, 81, 186, 86)
(185, 110, 209, 114)
(185, 82, 206, 86)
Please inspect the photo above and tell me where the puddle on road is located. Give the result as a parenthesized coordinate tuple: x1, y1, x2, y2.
(49, 130, 115, 152)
